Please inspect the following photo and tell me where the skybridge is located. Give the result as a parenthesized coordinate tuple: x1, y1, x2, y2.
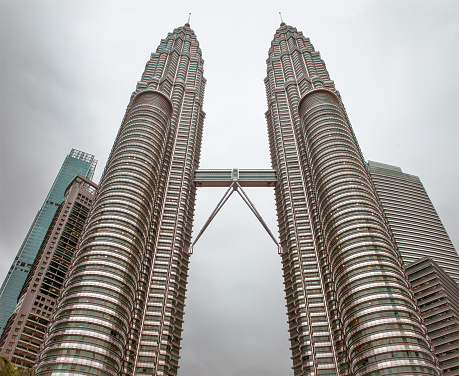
(194, 168, 277, 187)
(191, 168, 282, 254)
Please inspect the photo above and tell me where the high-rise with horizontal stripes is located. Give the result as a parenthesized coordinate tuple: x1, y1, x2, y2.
(36, 23, 205, 376)
(368, 161, 459, 283)
(368, 161, 459, 375)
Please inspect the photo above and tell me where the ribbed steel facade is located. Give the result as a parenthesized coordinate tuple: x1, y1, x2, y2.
(36, 24, 205, 376)
(265, 23, 439, 376)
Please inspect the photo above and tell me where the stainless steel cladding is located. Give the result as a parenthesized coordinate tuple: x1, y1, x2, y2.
(265, 23, 440, 376)
(36, 24, 206, 376)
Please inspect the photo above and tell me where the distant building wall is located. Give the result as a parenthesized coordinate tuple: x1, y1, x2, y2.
(0, 149, 96, 336)
(406, 258, 459, 376)
(0, 175, 97, 367)
(368, 160, 459, 283)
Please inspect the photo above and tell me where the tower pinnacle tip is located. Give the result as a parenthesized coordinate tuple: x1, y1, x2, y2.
(279, 12, 285, 26)
(185, 12, 191, 27)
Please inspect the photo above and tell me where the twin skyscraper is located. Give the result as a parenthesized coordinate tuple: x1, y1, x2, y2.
(2, 22, 458, 376)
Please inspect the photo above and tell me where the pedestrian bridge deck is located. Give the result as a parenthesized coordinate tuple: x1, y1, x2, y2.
(194, 168, 277, 187)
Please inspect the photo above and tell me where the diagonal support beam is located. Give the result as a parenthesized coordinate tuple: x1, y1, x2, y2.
(189, 181, 282, 254)
(234, 182, 280, 249)
(188, 184, 235, 254)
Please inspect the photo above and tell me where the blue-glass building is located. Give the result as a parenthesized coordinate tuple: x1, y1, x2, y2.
(0, 149, 96, 335)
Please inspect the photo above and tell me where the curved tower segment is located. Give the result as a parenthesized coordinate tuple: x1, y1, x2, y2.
(36, 23, 205, 376)
(265, 23, 439, 376)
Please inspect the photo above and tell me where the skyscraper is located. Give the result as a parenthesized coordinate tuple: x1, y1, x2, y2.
(35, 23, 440, 376)
(367, 161, 459, 375)
(368, 161, 459, 283)
(0, 175, 98, 367)
(0, 149, 96, 336)
(36, 24, 205, 376)
(264, 23, 439, 375)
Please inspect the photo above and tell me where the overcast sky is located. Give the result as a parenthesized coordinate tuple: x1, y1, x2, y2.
(1, 0, 458, 375)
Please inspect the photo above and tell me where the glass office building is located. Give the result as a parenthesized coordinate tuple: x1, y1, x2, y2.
(0, 149, 96, 336)
(0, 175, 98, 367)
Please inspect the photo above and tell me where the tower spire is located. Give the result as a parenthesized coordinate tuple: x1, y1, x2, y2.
(187, 12, 191, 25)
(279, 12, 284, 25)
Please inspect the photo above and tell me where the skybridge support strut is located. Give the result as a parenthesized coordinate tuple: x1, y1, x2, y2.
(189, 184, 235, 253)
(234, 182, 280, 250)
(188, 169, 282, 255)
